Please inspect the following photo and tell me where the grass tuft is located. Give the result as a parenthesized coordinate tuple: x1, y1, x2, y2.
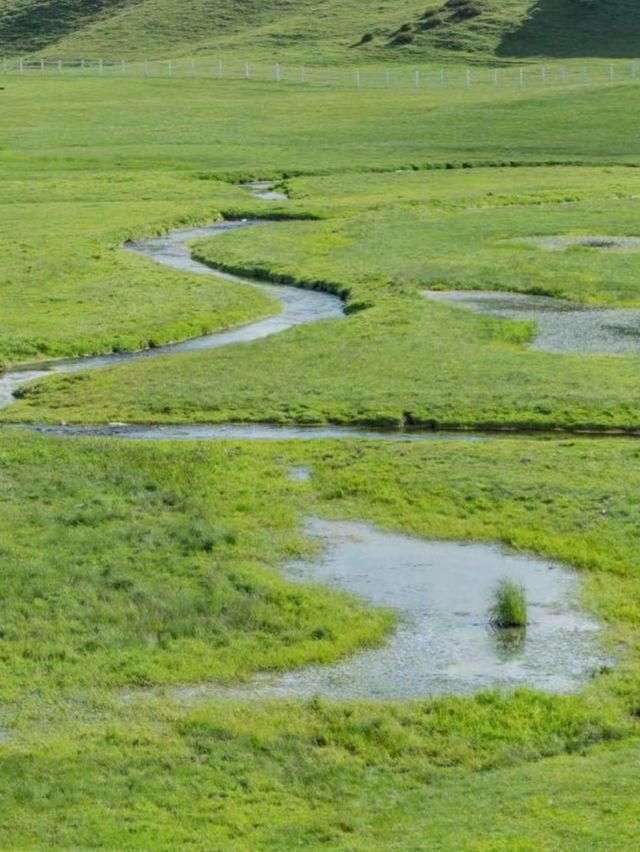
(488, 578, 527, 628)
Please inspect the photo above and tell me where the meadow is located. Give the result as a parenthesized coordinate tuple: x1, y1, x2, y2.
(3, 61, 640, 848)
(11, 165, 640, 432)
(1, 429, 640, 847)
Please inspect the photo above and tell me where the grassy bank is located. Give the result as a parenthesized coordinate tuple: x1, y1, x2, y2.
(0, 168, 281, 367)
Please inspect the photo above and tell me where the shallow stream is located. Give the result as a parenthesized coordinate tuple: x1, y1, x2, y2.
(0, 190, 610, 700)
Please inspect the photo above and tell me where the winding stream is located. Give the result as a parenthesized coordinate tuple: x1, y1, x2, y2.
(0, 183, 608, 700)
(0, 219, 342, 411)
(0, 214, 477, 444)
(241, 180, 288, 201)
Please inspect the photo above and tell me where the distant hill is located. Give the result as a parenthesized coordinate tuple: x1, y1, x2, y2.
(1, 0, 638, 61)
(0, 0, 428, 59)
(388, 0, 640, 60)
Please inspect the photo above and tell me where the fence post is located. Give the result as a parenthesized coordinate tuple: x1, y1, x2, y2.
(274, 63, 281, 82)
(40, 58, 45, 74)
(518, 67, 524, 87)
(384, 68, 390, 86)
(98, 59, 103, 77)
(465, 69, 471, 87)
(414, 69, 420, 89)
(19, 58, 23, 74)
(167, 60, 172, 77)
(560, 67, 566, 85)
(81, 58, 85, 74)
(355, 69, 360, 88)
(245, 60, 250, 80)
(609, 63, 615, 82)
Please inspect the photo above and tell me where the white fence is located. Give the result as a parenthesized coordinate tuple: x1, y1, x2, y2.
(2, 56, 640, 91)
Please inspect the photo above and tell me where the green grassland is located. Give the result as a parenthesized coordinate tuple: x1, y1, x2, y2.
(2, 429, 640, 846)
(3, 51, 640, 849)
(393, 0, 640, 62)
(3, 75, 640, 369)
(13, 164, 640, 431)
(0, 171, 280, 366)
(21, 0, 433, 63)
(3, 713, 640, 849)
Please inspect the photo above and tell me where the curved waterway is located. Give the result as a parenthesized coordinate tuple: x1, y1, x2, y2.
(0, 218, 476, 444)
(0, 219, 341, 412)
(0, 197, 607, 701)
(128, 519, 606, 704)
(241, 180, 288, 201)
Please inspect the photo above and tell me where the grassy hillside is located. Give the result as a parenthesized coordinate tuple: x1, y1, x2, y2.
(0, 0, 136, 55)
(391, 0, 640, 60)
(0, 0, 430, 60)
(3, 0, 639, 61)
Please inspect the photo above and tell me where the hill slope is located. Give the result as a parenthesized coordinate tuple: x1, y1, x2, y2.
(391, 0, 640, 60)
(0, 0, 638, 61)
(0, 0, 429, 59)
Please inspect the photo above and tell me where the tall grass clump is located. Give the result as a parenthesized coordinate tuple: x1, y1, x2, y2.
(488, 578, 527, 628)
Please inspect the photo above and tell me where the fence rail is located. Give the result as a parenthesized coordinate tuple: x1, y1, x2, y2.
(2, 56, 640, 92)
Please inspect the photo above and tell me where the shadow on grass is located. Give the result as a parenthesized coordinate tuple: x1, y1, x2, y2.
(497, 0, 640, 59)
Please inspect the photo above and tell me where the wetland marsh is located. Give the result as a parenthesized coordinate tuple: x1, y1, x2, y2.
(2, 69, 640, 849)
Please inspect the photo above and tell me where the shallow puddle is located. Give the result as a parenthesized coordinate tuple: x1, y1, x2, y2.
(288, 465, 312, 481)
(26, 423, 481, 442)
(242, 181, 288, 201)
(146, 519, 606, 703)
(508, 235, 640, 252)
(425, 290, 640, 355)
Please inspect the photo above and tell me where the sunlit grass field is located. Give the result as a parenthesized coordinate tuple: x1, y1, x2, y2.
(11, 165, 640, 432)
(2, 429, 640, 847)
(3, 67, 640, 848)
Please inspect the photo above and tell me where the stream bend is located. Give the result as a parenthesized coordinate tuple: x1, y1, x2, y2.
(0, 187, 608, 701)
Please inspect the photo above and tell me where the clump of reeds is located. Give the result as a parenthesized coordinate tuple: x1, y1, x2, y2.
(488, 578, 527, 628)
